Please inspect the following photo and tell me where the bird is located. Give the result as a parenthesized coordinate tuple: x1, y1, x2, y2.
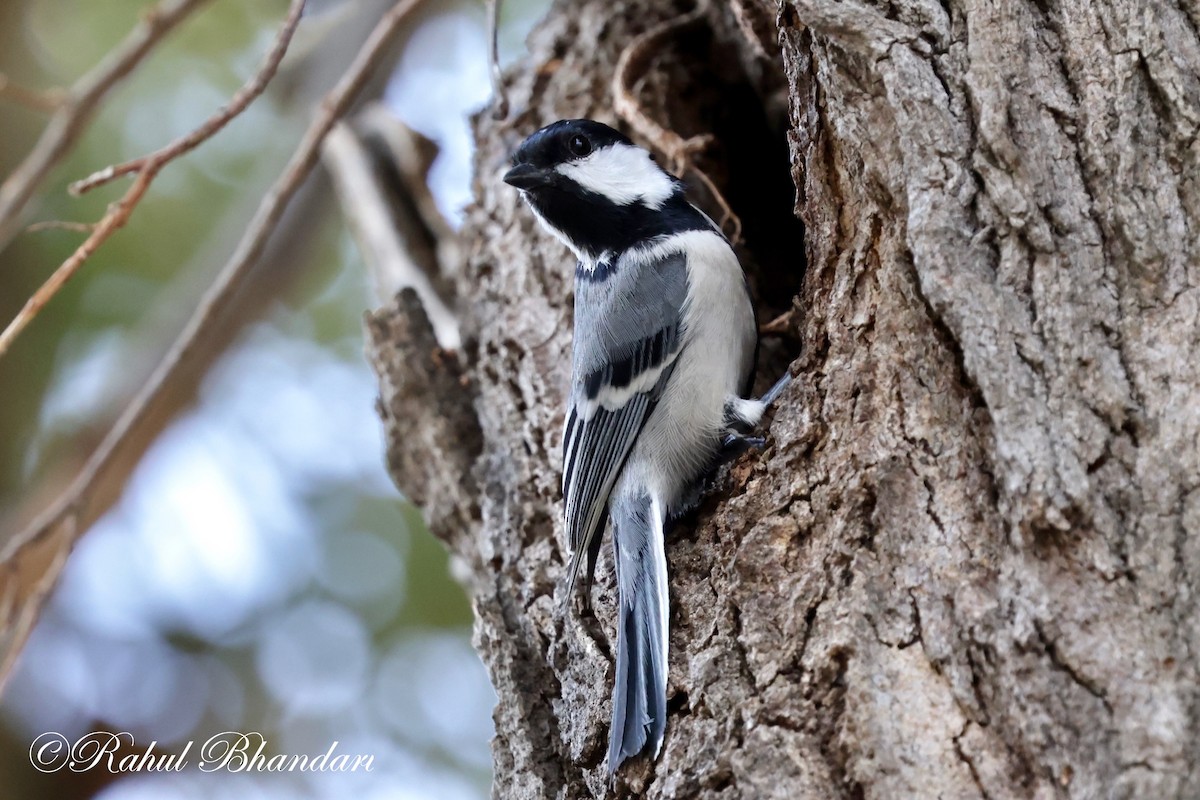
(503, 118, 789, 775)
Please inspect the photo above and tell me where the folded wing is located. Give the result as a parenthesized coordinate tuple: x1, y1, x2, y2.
(561, 248, 690, 597)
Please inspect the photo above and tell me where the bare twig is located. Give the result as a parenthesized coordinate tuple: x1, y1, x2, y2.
(0, 171, 153, 358)
(71, 0, 304, 196)
(685, 166, 741, 242)
(487, 0, 508, 119)
(0, 0, 425, 695)
(0, 0, 306, 359)
(0, 74, 65, 114)
(760, 304, 802, 336)
(612, 0, 712, 169)
(611, 0, 743, 241)
(0, 0, 214, 250)
(24, 220, 96, 235)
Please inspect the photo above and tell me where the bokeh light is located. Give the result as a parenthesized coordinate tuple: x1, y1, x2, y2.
(0, 0, 551, 797)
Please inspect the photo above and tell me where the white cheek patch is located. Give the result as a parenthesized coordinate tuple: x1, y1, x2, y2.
(556, 143, 676, 209)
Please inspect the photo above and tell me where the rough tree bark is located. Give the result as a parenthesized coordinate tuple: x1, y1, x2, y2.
(365, 0, 1200, 796)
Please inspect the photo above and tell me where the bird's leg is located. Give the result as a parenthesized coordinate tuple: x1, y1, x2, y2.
(723, 371, 792, 433)
(669, 372, 793, 523)
(759, 371, 792, 408)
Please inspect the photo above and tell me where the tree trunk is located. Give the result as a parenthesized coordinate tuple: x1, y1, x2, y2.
(364, 0, 1200, 796)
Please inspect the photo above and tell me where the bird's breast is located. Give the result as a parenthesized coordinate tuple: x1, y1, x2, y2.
(621, 230, 757, 503)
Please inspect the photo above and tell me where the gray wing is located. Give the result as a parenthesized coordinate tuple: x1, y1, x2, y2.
(562, 249, 690, 598)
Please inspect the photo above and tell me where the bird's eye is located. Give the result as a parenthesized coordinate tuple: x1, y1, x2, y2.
(568, 135, 592, 157)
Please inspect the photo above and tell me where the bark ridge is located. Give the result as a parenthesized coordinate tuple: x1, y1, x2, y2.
(366, 0, 1200, 796)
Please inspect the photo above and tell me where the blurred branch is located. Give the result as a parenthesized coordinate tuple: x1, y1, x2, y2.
(0, 73, 65, 114)
(71, 0, 306, 196)
(486, 0, 508, 119)
(0, 0, 307, 360)
(0, 168, 153, 357)
(0, 0, 426, 696)
(322, 107, 460, 347)
(23, 220, 95, 234)
(0, 0, 214, 250)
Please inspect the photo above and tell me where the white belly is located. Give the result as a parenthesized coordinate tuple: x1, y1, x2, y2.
(616, 230, 756, 508)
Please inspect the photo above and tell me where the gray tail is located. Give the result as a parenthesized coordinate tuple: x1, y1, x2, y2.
(607, 492, 669, 775)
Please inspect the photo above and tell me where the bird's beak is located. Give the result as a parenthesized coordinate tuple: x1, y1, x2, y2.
(503, 163, 549, 190)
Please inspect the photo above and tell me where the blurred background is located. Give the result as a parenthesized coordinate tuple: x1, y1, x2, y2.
(0, 0, 548, 797)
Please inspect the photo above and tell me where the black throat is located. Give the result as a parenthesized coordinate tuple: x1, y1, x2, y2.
(526, 186, 716, 268)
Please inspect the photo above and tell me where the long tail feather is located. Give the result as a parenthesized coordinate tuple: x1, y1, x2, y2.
(608, 492, 669, 774)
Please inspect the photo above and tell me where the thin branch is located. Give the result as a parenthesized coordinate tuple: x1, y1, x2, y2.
(612, 0, 712, 170)
(487, 0, 508, 119)
(760, 304, 802, 336)
(611, 0, 743, 241)
(0, 0, 213, 250)
(0, 74, 66, 114)
(0, 0, 426, 694)
(0, 0, 306, 360)
(71, 0, 305, 196)
(0, 172, 153, 358)
(24, 220, 96, 235)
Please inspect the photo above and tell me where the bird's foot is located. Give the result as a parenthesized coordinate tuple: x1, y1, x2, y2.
(720, 432, 766, 460)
